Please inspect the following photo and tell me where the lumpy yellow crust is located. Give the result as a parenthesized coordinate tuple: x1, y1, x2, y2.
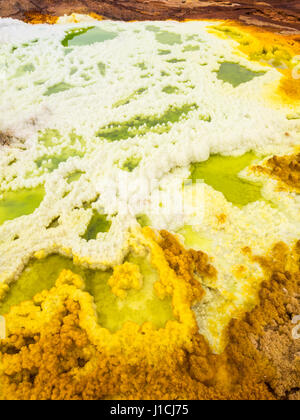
(0, 229, 299, 400)
(108, 262, 143, 299)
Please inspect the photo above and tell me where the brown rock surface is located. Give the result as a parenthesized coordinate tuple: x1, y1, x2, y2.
(0, 1, 299, 33)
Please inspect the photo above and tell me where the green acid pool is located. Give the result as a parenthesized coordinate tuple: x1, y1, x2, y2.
(62, 27, 118, 47)
(217, 62, 265, 87)
(0, 186, 45, 226)
(190, 152, 263, 207)
(81, 211, 111, 241)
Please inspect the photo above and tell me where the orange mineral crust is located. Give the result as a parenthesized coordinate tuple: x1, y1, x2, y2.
(158, 229, 216, 303)
(0, 230, 299, 400)
(23, 12, 59, 25)
(253, 153, 300, 193)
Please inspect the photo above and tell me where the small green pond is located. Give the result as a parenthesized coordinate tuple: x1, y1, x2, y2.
(0, 186, 45, 226)
(217, 62, 265, 87)
(190, 152, 263, 207)
(62, 27, 118, 47)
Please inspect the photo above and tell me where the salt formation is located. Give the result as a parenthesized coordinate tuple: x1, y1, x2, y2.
(0, 17, 299, 350)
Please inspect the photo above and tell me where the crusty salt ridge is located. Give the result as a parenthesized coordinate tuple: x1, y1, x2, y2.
(0, 18, 299, 351)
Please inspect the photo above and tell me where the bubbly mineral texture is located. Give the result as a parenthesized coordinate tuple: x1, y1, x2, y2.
(0, 15, 299, 400)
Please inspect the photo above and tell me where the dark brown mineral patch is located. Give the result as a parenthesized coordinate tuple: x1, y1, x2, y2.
(0, 131, 14, 146)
